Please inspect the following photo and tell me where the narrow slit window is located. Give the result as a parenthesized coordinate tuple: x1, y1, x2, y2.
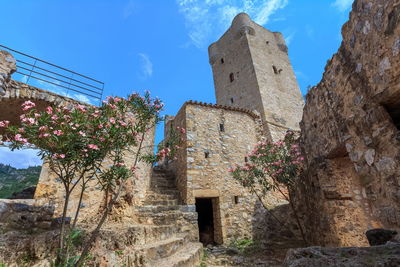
(272, 65, 278, 74)
(234, 196, 239, 204)
(244, 157, 248, 162)
(219, 124, 225, 132)
(229, 73, 234, 82)
(266, 41, 270, 45)
(221, 58, 224, 64)
(205, 152, 210, 158)
(230, 98, 234, 104)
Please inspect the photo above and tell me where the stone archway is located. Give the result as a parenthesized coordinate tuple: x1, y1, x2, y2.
(0, 49, 88, 202)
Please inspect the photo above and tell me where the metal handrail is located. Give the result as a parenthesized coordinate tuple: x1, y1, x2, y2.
(17, 60, 103, 91)
(0, 44, 104, 105)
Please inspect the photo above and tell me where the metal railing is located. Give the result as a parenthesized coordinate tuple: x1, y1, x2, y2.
(0, 44, 104, 105)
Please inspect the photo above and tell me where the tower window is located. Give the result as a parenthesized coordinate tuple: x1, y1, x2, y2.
(229, 73, 234, 82)
(205, 152, 210, 158)
(234, 196, 239, 204)
(221, 58, 224, 64)
(266, 41, 270, 45)
(219, 124, 225, 132)
(272, 65, 278, 74)
(244, 157, 248, 162)
(230, 98, 234, 104)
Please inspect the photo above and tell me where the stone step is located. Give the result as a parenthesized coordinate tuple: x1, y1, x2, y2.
(150, 186, 177, 192)
(143, 199, 179, 206)
(150, 180, 176, 188)
(94, 224, 181, 247)
(151, 242, 203, 267)
(145, 192, 179, 201)
(149, 189, 180, 195)
(135, 211, 197, 226)
(135, 234, 190, 261)
(135, 205, 196, 213)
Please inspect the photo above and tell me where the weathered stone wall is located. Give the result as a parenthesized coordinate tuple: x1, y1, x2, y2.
(0, 50, 16, 95)
(208, 13, 304, 140)
(295, 0, 400, 246)
(0, 199, 55, 233)
(169, 101, 293, 244)
(0, 50, 155, 221)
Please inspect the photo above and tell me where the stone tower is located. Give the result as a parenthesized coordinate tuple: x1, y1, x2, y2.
(208, 13, 304, 140)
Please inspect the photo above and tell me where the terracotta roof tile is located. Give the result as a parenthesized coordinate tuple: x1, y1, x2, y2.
(184, 100, 260, 119)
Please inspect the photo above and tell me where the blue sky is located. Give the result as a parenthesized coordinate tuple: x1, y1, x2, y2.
(0, 0, 353, 168)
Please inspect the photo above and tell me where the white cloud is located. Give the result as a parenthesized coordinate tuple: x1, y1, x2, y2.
(32, 79, 95, 105)
(123, 0, 136, 19)
(176, 0, 289, 49)
(72, 93, 94, 105)
(332, 0, 353, 12)
(0, 147, 42, 169)
(138, 53, 153, 79)
(284, 30, 296, 45)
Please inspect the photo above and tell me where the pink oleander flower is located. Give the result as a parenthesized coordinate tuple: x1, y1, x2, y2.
(0, 120, 10, 127)
(109, 118, 116, 124)
(53, 130, 63, 136)
(39, 133, 50, 138)
(22, 117, 37, 125)
(79, 131, 86, 137)
(52, 153, 65, 159)
(46, 106, 53, 115)
(39, 126, 48, 132)
(14, 134, 27, 144)
(75, 104, 86, 112)
(115, 162, 125, 167)
(21, 100, 36, 111)
(180, 128, 186, 134)
(88, 144, 99, 150)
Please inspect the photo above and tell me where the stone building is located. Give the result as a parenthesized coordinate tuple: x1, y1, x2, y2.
(0, 11, 305, 266)
(209, 13, 304, 140)
(165, 13, 304, 245)
(294, 0, 400, 247)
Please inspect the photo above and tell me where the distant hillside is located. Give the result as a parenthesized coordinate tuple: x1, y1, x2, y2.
(0, 163, 41, 198)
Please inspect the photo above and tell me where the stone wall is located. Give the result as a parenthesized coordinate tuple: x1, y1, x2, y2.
(295, 0, 400, 246)
(169, 101, 294, 244)
(208, 13, 304, 140)
(0, 199, 55, 233)
(0, 50, 155, 221)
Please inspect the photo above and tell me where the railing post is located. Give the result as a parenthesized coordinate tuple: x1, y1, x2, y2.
(26, 59, 37, 84)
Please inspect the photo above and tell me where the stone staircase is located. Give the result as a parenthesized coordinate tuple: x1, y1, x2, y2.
(130, 166, 203, 266)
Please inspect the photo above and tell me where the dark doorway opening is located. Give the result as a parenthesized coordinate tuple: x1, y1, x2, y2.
(196, 198, 215, 245)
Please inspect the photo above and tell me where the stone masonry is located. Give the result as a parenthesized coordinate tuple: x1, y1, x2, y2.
(0, 50, 202, 266)
(294, 0, 400, 247)
(209, 13, 304, 141)
(164, 13, 304, 246)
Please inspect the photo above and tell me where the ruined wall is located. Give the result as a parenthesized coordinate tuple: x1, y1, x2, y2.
(295, 0, 400, 246)
(208, 13, 304, 140)
(0, 50, 154, 221)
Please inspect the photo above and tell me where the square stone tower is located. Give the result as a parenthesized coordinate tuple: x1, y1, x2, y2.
(208, 13, 304, 140)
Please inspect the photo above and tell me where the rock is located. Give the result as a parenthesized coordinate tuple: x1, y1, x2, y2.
(52, 216, 71, 226)
(366, 228, 398, 246)
(9, 186, 36, 199)
(283, 243, 400, 267)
